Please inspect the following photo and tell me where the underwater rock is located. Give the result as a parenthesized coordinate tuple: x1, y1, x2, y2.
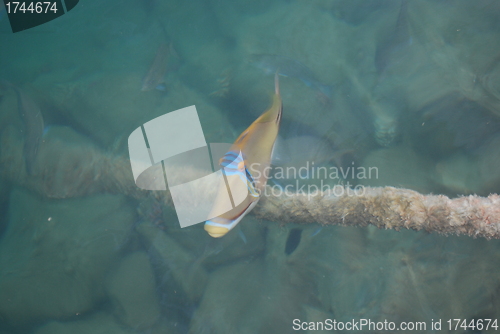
(474, 134, 500, 194)
(314, 0, 387, 26)
(374, 0, 412, 77)
(290, 224, 500, 329)
(234, 2, 346, 142)
(153, 0, 237, 96)
(413, 93, 500, 157)
(187, 261, 254, 333)
(479, 58, 500, 117)
(0, 124, 135, 199)
(0, 188, 135, 330)
(342, 67, 404, 148)
(324, 228, 381, 320)
(434, 153, 476, 196)
(370, 100, 401, 147)
(152, 201, 266, 269)
(147, 317, 186, 334)
(301, 305, 334, 334)
(377, 233, 500, 327)
(188, 259, 299, 334)
(359, 145, 434, 193)
(0, 83, 18, 136)
(210, 0, 277, 33)
(106, 251, 160, 331)
(137, 195, 267, 281)
(137, 222, 208, 303)
(33, 70, 235, 148)
(235, 0, 424, 149)
(238, 2, 343, 86)
(0, 177, 9, 234)
(189, 224, 324, 334)
(34, 312, 131, 334)
(434, 133, 500, 196)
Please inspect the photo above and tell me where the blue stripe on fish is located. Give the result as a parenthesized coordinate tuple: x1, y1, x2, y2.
(220, 150, 259, 198)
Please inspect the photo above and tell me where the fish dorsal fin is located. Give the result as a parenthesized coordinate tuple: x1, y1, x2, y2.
(256, 72, 282, 123)
(256, 94, 282, 123)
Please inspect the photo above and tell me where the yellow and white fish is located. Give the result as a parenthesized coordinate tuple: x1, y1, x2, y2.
(204, 73, 283, 238)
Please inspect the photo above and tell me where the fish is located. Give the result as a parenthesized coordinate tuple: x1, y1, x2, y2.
(374, 0, 412, 76)
(141, 42, 170, 91)
(204, 73, 283, 238)
(249, 54, 332, 98)
(1, 80, 44, 175)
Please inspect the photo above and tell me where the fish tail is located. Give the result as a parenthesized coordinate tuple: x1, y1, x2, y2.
(274, 70, 280, 95)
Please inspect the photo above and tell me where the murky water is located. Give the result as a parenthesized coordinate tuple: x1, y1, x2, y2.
(1, 0, 500, 333)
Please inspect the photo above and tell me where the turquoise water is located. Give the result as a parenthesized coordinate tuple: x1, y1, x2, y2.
(1, 0, 500, 333)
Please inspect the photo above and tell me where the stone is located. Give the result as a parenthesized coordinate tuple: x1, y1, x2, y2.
(34, 71, 235, 148)
(360, 145, 434, 193)
(106, 251, 161, 331)
(0, 188, 135, 330)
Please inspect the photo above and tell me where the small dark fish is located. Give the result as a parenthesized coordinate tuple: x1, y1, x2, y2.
(141, 42, 170, 91)
(374, 0, 412, 75)
(249, 54, 332, 98)
(285, 228, 302, 255)
(1, 80, 44, 175)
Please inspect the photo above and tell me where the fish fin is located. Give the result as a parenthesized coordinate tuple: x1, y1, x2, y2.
(310, 227, 322, 237)
(204, 200, 258, 238)
(237, 227, 248, 244)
